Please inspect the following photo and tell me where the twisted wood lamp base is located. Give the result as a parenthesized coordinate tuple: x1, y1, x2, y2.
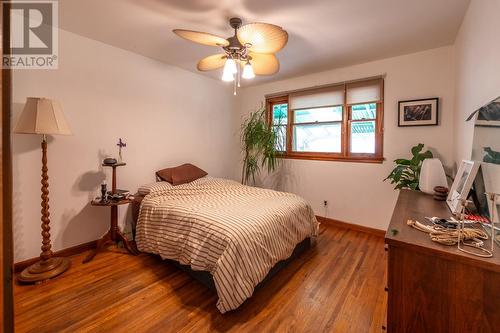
(17, 257, 70, 283)
(18, 138, 70, 283)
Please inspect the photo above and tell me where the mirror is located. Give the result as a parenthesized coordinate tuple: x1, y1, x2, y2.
(469, 96, 500, 237)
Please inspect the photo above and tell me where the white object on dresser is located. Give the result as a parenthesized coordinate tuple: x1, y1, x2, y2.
(419, 158, 447, 194)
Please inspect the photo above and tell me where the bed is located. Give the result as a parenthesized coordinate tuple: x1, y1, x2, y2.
(134, 176, 318, 313)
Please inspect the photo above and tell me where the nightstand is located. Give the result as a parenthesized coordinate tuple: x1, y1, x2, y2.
(83, 163, 139, 263)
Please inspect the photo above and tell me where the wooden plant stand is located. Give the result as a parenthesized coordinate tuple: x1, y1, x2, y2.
(83, 163, 138, 263)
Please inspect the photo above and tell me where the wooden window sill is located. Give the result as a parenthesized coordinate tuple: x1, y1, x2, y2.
(278, 154, 385, 164)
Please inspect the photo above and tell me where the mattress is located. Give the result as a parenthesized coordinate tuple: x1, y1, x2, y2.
(135, 177, 319, 313)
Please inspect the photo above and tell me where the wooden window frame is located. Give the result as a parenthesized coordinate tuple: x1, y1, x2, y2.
(267, 95, 289, 153)
(266, 78, 384, 163)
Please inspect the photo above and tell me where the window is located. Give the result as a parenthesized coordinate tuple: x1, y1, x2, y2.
(266, 77, 384, 163)
(269, 97, 288, 152)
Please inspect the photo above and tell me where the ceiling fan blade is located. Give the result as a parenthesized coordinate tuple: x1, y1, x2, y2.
(237, 23, 288, 54)
(173, 29, 229, 47)
(197, 54, 227, 71)
(248, 52, 280, 75)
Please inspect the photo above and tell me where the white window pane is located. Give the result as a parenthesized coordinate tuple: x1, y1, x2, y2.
(294, 106, 343, 123)
(351, 103, 376, 120)
(293, 123, 341, 153)
(350, 121, 375, 153)
(274, 125, 286, 151)
(273, 104, 287, 125)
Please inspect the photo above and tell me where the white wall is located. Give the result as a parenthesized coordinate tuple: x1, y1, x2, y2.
(453, 0, 500, 214)
(237, 46, 456, 230)
(17, 1, 498, 260)
(12, 29, 239, 261)
(453, 0, 500, 163)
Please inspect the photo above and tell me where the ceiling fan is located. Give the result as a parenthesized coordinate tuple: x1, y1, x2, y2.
(173, 17, 288, 94)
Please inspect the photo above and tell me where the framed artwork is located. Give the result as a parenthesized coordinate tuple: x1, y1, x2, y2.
(447, 160, 480, 214)
(398, 98, 439, 127)
(474, 96, 500, 127)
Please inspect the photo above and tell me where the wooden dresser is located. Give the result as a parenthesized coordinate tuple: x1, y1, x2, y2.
(385, 189, 500, 332)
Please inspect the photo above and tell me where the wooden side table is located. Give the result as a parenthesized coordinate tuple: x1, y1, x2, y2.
(83, 163, 139, 263)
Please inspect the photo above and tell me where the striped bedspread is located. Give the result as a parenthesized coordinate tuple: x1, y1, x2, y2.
(135, 177, 319, 313)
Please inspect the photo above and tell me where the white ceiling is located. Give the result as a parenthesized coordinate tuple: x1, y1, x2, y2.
(59, 0, 470, 85)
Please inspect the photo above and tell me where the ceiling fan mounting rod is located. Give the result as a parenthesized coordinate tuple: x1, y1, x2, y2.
(229, 17, 242, 30)
(224, 18, 247, 62)
(224, 18, 257, 65)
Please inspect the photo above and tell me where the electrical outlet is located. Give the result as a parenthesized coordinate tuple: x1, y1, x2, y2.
(323, 200, 328, 207)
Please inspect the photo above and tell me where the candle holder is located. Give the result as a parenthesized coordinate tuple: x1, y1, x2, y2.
(100, 183, 108, 203)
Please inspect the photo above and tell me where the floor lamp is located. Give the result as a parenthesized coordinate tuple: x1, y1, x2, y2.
(14, 97, 72, 283)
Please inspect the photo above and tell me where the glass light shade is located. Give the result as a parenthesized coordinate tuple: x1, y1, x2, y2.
(222, 66, 234, 82)
(242, 62, 255, 79)
(221, 70, 234, 82)
(224, 58, 237, 74)
(221, 58, 237, 82)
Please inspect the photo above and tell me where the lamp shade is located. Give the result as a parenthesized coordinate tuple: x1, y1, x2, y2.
(242, 62, 255, 79)
(14, 97, 72, 135)
(221, 59, 235, 82)
(419, 158, 448, 194)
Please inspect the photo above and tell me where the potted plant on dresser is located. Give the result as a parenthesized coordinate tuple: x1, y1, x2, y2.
(384, 143, 434, 190)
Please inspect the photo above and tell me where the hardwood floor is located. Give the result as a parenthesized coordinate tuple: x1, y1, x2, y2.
(14, 225, 387, 333)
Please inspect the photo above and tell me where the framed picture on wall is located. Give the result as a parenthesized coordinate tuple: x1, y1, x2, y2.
(398, 97, 439, 127)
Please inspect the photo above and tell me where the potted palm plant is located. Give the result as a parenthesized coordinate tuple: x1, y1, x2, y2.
(241, 107, 282, 185)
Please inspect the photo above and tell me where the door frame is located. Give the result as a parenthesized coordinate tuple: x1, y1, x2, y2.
(1, 1, 14, 331)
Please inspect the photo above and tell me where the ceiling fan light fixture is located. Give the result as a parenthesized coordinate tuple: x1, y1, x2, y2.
(173, 18, 288, 92)
(242, 61, 255, 79)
